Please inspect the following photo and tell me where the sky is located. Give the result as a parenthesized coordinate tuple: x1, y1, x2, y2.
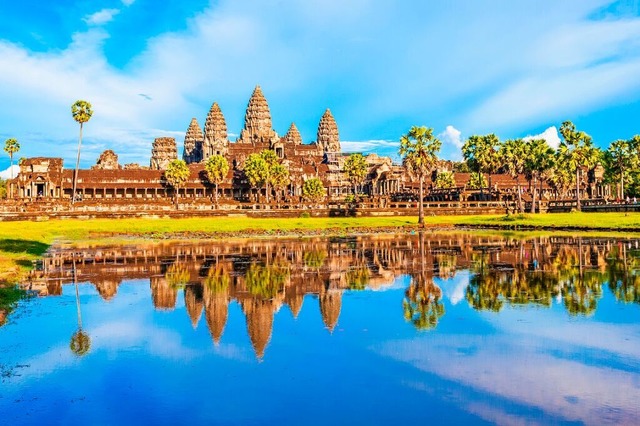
(1, 0, 640, 176)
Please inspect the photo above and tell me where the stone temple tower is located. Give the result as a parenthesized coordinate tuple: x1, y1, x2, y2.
(316, 109, 340, 154)
(150, 137, 178, 170)
(282, 123, 303, 146)
(202, 102, 229, 159)
(183, 118, 204, 164)
(237, 85, 279, 145)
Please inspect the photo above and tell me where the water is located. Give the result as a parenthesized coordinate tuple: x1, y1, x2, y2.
(1, 233, 639, 425)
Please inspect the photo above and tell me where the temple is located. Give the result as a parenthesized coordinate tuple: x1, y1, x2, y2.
(6, 85, 611, 214)
(9, 86, 403, 205)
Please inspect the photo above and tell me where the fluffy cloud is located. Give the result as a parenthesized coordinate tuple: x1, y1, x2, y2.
(2, 0, 640, 168)
(0, 165, 19, 179)
(438, 125, 463, 161)
(83, 9, 121, 26)
(523, 126, 562, 150)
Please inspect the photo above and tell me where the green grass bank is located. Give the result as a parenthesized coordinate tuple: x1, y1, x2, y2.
(2, 212, 640, 285)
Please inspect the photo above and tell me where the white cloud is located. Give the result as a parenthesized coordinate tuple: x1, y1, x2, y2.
(524, 126, 562, 150)
(341, 140, 397, 153)
(438, 125, 463, 148)
(83, 8, 121, 26)
(438, 125, 463, 161)
(2, 0, 640, 167)
(122, 0, 136, 6)
(0, 165, 19, 179)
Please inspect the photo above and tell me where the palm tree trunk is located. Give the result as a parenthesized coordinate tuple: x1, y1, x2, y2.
(72, 122, 83, 204)
(215, 183, 219, 206)
(576, 168, 581, 211)
(620, 168, 624, 200)
(418, 176, 424, 227)
(516, 179, 522, 213)
(8, 153, 13, 198)
(531, 175, 537, 214)
(478, 171, 484, 198)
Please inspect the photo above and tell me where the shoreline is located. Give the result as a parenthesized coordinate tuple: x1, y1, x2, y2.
(3, 212, 640, 287)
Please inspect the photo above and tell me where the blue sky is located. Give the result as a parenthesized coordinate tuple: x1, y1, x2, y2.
(1, 0, 640, 175)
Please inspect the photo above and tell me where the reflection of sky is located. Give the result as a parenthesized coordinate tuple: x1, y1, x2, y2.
(1, 272, 639, 425)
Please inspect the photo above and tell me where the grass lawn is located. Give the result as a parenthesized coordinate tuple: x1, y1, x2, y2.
(1, 212, 640, 285)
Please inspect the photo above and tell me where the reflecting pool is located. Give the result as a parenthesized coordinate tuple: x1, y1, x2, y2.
(1, 233, 639, 425)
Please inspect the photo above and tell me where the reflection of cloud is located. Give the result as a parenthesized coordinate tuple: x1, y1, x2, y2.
(436, 271, 469, 305)
(377, 334, 640, 425)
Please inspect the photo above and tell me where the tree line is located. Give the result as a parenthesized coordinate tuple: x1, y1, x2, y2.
(399, 121, 640, 225)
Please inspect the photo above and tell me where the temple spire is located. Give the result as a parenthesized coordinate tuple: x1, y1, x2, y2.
(203, 102, 229, 159)
(316, 109, 340, 153)
(183, 118, 204, 164)
(283, 123, 303, 145)
(238, 85, 279, 145)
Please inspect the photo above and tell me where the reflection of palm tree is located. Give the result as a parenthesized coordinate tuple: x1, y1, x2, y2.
(403, 274, 445, 330)
(606, 244, 640, 304)
(303, 250, 326, 270)
(70, 256, 91, 356)
(346, 265, 370, 290)
(245, 261, 289, 300)
(165, 263, 190, 288)
(403, 231, 445, 330)
(561, 270, 602, 316)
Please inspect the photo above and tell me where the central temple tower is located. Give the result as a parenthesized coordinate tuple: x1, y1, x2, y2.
(237, 85, 279, 145)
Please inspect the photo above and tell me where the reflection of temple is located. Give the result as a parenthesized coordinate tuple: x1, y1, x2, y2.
(29, 234, 640, 355)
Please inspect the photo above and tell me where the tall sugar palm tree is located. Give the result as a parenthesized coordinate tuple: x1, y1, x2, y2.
(204, 154, 229, 205)
(462, 134, 500, 199)
(606, 139, 635, 200)
(559, 121, 600, 211)
(71, 100, 93, 204)
(3, 138, 20, 179)
(525, 139, 555, 213)
(399, 126, 441, 227)
(164, 159, 190, 206)
(343, 153, 368, 196)
(499, 138, 527, 212)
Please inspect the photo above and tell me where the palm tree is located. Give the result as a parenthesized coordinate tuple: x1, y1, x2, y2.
(605, 139, 636, 200)
(3, 138, 19, 179)
(243, 152, 268, 202)
(433, 171, 455, 190)
(270, 163, 290, 205)
(302, 177, 325, 203)
(343, 153, 368, 196)
(462, 134, 500, 200)
(204, 154, 229, 205)
(499, 138, 527, 212)
(559, 121, 600, 211)
(71, 100, 93, 204)
(399, 126, 442, 226)
(164, 159, 190, 206)
(525, 139, 555, 213)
